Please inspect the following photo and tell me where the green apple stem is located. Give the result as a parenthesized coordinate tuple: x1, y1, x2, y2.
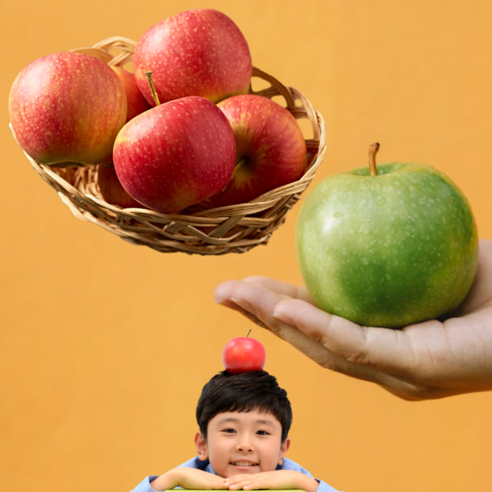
(145, 71, 161, 106)
(368, 142, 380, 177)
(247, 329, 252, 338)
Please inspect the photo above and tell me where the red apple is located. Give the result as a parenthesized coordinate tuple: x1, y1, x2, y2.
(222, 337, 266, 374)
(97, 160, 145, 208)
(98, 68, 151, 205)
(9, 52, 127, 166)
(133, 9, 252, 106)
(111, 67, 151, 122)
(113, 96, 236, 214)
(207, 95, 307, 208)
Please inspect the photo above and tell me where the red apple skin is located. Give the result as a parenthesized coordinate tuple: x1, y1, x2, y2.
(9, 52, 127, 166)
(133, 8, 252, 106)
(111, 67, 151, 123)
(113, 96, 236, 214)
(100, 68, 150, 205)
(97, 160, 145, 209)
(207, 95, 307, 208)
(222, 337, 266, 374)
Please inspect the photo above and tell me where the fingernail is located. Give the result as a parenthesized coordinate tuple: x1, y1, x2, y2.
(214, 284, 229, 304)
(273, 308, 295, 326)
(214, 292, 225, 304)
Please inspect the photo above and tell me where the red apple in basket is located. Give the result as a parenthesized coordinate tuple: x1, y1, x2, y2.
(133, 8, 252, 105)
(97, 160, 144, 209)
(222, 336, 266, 374)
(9, 52, 127, 166)
(97, 68, 151, 207)
(111, 67, 151, 122)
(207, 95, 307, 208)
(113, 94, 236, 214)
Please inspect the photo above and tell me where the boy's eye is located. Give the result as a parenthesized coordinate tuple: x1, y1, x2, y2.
(222, 428, 236, 434)
(257, 430, 270, 436)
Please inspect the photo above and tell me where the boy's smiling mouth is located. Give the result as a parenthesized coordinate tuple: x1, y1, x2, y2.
(230, 460, 259, 467)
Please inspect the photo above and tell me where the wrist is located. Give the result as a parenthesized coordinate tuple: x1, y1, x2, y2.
(150, 469, 179, 491)
(296, 474, 319, 492)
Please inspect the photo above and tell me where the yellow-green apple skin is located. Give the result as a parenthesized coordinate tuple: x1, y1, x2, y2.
(297, 163, 478, 328)
(112, 96, 236, 214)
(133, 9, 252, 106)
(207, 95, 307, 207)
(9, 52, 127, 166)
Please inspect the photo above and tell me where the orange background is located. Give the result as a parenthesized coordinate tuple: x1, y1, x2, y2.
(2, 1, 492, 491)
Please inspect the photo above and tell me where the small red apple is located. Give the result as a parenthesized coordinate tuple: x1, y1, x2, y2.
(134, 8, 252, 105)
(222, 336, 266, 374)
(208, 95, 307, 208)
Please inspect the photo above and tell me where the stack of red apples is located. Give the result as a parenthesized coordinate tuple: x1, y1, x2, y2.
(9, 9, 309, 216)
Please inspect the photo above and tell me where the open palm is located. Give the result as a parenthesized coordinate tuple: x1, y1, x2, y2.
(214, 240, 492, 400)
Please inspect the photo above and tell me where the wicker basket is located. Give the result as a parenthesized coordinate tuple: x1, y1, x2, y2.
(10, 37, 327, 255)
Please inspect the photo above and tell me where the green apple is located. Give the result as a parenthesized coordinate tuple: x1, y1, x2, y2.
(296, 144, 478, 328)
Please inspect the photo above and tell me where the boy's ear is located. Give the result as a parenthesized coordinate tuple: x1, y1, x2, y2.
(195, 432, 209, 461)
(278, 437, 291, 465)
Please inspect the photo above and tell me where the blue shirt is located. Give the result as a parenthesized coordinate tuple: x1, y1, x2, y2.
(130, 456, 340, 492)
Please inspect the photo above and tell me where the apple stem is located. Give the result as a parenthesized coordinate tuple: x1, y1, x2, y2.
(226, 157, 248, 187)
(145, 71, 161, 106)
(247, 329, 252, 338)
(236, 157, 247, 169)
(368, 142, 380, 177)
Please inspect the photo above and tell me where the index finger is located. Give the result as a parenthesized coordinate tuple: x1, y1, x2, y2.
(243, 276, 315, 304)
(215, 277, 314, 305)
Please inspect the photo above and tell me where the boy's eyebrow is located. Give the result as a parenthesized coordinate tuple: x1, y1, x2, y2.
(255, 419, 276, 427)
(216, 417, 276, 428)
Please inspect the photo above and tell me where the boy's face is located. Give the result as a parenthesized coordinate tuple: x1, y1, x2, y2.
(195, 409, 290, 478)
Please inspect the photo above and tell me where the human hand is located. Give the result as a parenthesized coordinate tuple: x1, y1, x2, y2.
(225, 470, 318, 492)
(214, 239, 492, 401)
(150, 467, 226, 491)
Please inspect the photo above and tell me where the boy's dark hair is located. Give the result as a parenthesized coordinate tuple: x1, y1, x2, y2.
(196, 370, 292, 443)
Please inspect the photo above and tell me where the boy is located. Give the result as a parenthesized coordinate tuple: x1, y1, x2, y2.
(131, 370, 339, 492)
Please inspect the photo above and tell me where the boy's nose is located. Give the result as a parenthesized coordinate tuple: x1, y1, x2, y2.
(236, 442, 254, 453)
